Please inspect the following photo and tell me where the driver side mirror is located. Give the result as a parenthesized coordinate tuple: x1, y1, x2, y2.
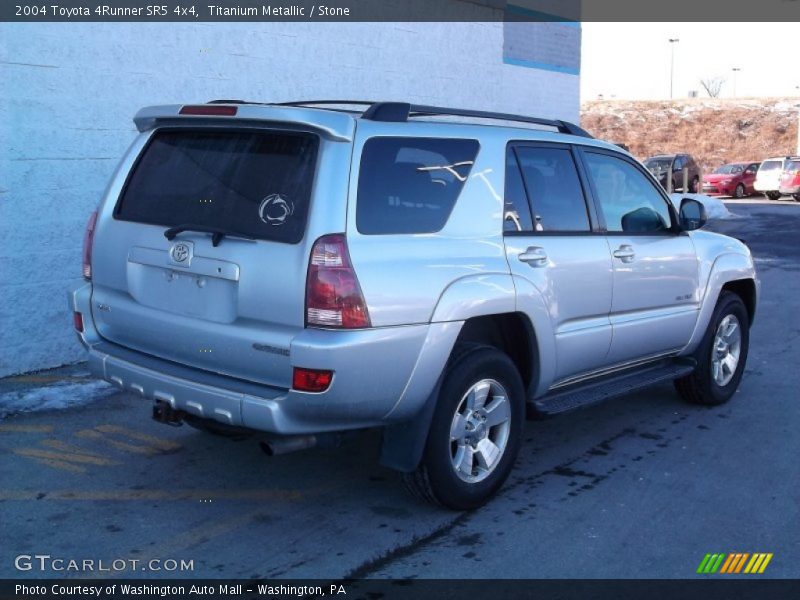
(679, 198, 707, 231)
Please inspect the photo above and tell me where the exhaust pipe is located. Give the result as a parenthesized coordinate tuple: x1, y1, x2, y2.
(260, 435, 318, 456)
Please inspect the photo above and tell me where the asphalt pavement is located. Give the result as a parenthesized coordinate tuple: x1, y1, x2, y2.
(0, 202, 798, 580)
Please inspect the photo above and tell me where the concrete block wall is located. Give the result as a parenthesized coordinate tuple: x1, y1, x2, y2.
(0, 21, 579, 377)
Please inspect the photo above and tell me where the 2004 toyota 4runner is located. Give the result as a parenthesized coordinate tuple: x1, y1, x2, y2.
(70, 100, 758, 509)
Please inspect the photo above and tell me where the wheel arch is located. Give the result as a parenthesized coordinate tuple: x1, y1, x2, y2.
(380, 311, 542, 474)
(681, 252, 758, 356)
(722, 278, 757, 325)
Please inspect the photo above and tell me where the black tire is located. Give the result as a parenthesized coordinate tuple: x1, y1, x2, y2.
(674, 291, 750, 406)
(403, 345, 525, 510)
(767, 191, 781, 201)
(793, 194, 800, 202)
(734, 183, 745, 199)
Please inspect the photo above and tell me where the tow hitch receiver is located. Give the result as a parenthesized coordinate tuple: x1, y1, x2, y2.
(152, 401, 184, 427)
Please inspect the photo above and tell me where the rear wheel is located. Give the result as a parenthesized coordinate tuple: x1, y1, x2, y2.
(674, 292, 749, 406)
(767, 191, 781, 201)
(734, 183, 745, 199)
(404, 345, 525, 510)
(793, 194, 800, 202)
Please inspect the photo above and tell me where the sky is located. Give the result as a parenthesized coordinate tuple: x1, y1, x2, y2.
(580, 22, 800, 102)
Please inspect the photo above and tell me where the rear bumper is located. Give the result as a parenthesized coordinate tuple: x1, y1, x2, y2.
(753, 182, 777, 192)
(69, 283, 459, 435)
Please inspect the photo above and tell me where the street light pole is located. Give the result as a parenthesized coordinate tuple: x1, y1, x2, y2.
(669, 38, 680, 99)
(732, 67, 741, 97)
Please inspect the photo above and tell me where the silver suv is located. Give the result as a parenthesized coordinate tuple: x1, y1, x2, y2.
(70, 100, 758, 509)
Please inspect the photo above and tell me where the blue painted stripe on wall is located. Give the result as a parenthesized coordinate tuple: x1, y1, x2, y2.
(503, 57, 580, 75)
(506, 3, 581, 27)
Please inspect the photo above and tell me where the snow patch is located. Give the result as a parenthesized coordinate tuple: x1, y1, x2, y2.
(0, 380, 116, 420)
(670, 193, 738, 220)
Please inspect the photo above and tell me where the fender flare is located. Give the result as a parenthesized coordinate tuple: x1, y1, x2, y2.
(380, 273, 551, 472)
(682, 252, 757, 355)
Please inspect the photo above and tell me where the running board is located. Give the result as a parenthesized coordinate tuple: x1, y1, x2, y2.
(529, 360, 696, 417)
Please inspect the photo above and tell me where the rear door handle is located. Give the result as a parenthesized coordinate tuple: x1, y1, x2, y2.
(518, 246, 548, 267)
(613, 245, 635, 263)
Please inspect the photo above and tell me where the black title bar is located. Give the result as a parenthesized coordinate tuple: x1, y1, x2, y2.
(2, 0, 799, 22)
(3, 579, 800, 600)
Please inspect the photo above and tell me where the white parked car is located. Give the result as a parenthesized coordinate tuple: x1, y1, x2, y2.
(754, 156, 790, 200)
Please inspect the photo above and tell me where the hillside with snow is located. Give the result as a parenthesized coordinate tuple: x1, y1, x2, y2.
(581, 97, 799, 171)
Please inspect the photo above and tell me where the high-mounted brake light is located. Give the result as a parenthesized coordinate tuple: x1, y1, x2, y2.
(292, 367, 333, 393)
(305, 234, 371, 328)
(82, 210, 98, 280)
(179, 105, 238, 116)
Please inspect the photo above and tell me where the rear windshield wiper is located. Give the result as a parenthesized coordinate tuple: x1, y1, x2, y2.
(164, 224, 253, 247)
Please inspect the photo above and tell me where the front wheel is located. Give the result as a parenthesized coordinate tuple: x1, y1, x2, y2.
(793, 194, 800, 202)
(674, 292, 750, 406)
(404, 345, 525, 510)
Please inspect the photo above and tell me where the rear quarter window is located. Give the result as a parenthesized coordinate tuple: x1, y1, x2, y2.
(356, 137, 479, 235)
(115, 129, 319, 244)
(760, 161, 782, 171)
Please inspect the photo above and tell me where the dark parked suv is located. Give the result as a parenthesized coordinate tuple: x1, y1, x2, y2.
(644, 153, 701, 193)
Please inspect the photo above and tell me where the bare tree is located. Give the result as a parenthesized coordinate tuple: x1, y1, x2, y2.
(700, 76, 726, 98)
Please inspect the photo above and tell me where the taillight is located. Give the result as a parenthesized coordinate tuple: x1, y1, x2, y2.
(82, 210, 98, 280)
(73, 312, 84, 332)
(306, 234, 371, 328)
(292, 367, 333, 393)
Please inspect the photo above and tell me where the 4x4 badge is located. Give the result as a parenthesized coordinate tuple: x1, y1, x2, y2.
(169, 241, 193, 266)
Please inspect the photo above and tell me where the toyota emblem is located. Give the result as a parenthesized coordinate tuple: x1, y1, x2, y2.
(170, 242, 192, 264)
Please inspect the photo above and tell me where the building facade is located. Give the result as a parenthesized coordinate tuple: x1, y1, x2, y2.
(0, 19, 581, 376)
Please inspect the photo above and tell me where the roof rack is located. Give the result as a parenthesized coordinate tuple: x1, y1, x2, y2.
(362, 102, 593, 138)
(274, 100, 377, 108)
(202, 100, 593, 138)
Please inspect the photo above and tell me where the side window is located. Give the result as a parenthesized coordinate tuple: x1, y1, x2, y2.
(674, 156, 685, 170)
(514, 146, 591, 232)
(356, 137, 479, 235)
(584, 152, 673, 234)
(746, 163, 758, 174)
(504, 149, 533, 232)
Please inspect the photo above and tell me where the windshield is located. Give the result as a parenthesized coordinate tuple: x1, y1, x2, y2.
(645, 158, 672, 169)
(714, 164, 743, 174)
(760, 160, 782, 172)
(115, 129, 319, 244)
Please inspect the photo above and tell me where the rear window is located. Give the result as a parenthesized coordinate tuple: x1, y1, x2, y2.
(760, 160, 782, 171)
(515, 146, 591, 232)
(356, 137, 479, 235)
(115, 129, 319, 244)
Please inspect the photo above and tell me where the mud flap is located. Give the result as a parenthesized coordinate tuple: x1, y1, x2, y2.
(379, 375, 443, 473)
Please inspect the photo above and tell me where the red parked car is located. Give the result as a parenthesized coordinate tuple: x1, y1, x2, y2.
(701, 162, 759, 198)
(779, 157, 800, 201)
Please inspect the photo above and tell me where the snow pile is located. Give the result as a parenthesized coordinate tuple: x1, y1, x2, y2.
(0, 380, 116, 420)
(670, 193, 737, 220)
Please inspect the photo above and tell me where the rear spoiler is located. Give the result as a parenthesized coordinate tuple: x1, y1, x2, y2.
(133, 104, 355, 142)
